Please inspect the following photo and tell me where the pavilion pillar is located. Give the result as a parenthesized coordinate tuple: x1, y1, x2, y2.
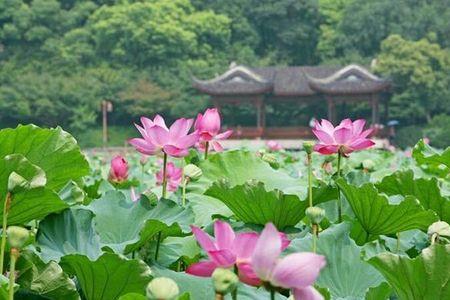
(327, 98, 336, 123)
(371, 95, 379, 124)
(255, 98, 265, 138)
(383, 99, 389, 123)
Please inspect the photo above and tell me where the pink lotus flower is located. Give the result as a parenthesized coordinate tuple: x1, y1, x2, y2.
(187, 220, 290, 286)
(251, 223, 326, 300)
(266, 140, 283, 151)
(194, 108, 233, 152)
(155, 162, 182, 192)
(129, 115, 199, 157)
(108, 155, 128, 183)
(312, 119, 375, 156)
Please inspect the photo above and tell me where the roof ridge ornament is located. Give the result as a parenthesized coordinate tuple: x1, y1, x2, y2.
(193, 64, 268, 84)
(307, 64, 382, 84)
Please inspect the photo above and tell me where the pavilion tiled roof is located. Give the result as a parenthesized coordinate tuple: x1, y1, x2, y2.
(192, 64, 390, 96)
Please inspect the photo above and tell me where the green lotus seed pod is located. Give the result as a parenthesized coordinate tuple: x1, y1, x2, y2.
(427, 221, 450, 238)
(261, 153, 279, 169)
(303, 142, 314, 154)
(184, 164, 202, 181)
(305, 206, 325, 224)
(7, 226, 30, 249)
(212, 268, 239, 295)
(146, 277, 179, 300)
(362, 159, 375, 171)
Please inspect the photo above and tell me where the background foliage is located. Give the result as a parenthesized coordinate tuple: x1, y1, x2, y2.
(0, 0, 449, 147)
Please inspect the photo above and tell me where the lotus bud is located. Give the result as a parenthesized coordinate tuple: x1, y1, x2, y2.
(427, 221, 450, 238)
(184, 164, 202, 181)
(7, 226, 30, 249)
(212, 268, 239, 295)
(303, 142, 314, 154)
(8, 172, 29, 193)
(146, 277, 179, 300)
(305, 207, 325, 225)
(362, 159, 375, 171)
(261, 153, 279, 169)
(108, 155, 128, 183)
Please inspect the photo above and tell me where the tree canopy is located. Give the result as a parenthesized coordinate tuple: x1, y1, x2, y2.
(0, 0, 449, 144)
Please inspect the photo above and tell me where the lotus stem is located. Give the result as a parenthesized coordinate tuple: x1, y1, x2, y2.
(154, 231, 162, 262)
(396, 232, 400, 253)
(1, 192, 11, 273)
(232, 265, 238, 300)
(312, 224, 318, 253)
(182, 177, 187, 207)
(8, 248, 18, 300)
(181, 160, 187, 206)
(336, 152, 342, 223)
(162, 152, 168, 199)
(204, 141, 209, 160)
(307, 153, 313, 208)
(270, 289, 275, 300)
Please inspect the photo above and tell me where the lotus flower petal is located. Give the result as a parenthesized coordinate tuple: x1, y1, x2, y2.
(186, 261, 217, 277)
(293, 286, 324, 300)
(270, 253, 326, 289)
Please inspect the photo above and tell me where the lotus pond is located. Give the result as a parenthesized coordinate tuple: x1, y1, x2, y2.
(0, 118, 449, 300)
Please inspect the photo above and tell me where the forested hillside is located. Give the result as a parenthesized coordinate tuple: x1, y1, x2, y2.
(0, 0, 449, 147)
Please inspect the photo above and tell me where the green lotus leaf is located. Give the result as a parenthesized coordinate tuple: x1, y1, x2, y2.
(36, 208, 102, 262)
(0, 154, 46, 194)
(86, 190, 193, 254)
(0, 125, 89, 191)
(336, 179, 438, 244)
(16, 250, 80, 300)
(0, 155, 68, 224)
(368, 244, 450, 299)
(288, 223, 385, 299)
(412, 139, 450, 177)
(376, 170, 450, 223)
(188, 150, 303, 195)
(60, 253, 152, 300)
(205, 181, 334, 230)
(58, 181, 86, 206)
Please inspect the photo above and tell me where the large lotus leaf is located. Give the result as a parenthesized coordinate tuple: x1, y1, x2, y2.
(60, 253, 152, 300)
(0, 125, 89, 191)
(365, 282, 392, 300)
(186, 193, 233, 226)
(205, 181, 335, 230)
(376, 170, 450, 223)
(188, 150, 303, 195)
(16, 250, 79, 300)
(0, 154, 46, 194)
(152, 266, 286, 300)
(0, 155, 69, 224)
(118, 294, 147, 300)
(337, 179, 438, 244)
(288, 223, 385, 299)
(412, 139, 450, 177)
(205, 181, 303, 229)
(87, 191, 194, 254)
(58, 181, 86, 206)
(5, 187, 68, 225)
(368, 244, 450, 299)
(36, 208, 102, 262)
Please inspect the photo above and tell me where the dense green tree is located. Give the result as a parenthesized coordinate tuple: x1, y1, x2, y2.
(336, 0, 450, 58)
(375, 35, 450, 125)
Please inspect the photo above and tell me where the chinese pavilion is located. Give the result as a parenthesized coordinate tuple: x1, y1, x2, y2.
(192, 64, 391, 139)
